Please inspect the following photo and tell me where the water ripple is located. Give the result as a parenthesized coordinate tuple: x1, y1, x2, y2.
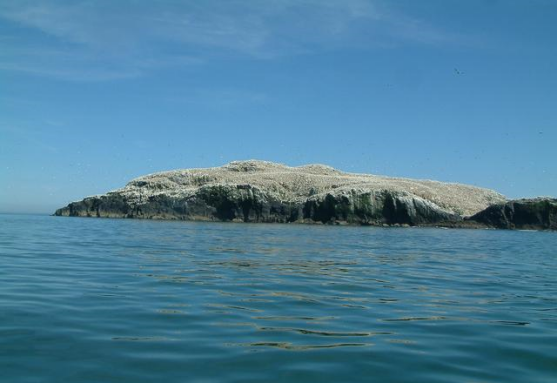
(1, 215, 556, 383)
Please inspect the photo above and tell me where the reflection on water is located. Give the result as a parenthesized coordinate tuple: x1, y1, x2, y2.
(1, 214, 556, 383)
(237, 342, 372, 351)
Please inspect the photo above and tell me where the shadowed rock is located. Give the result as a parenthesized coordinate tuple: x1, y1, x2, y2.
(468, 198, 557, 230)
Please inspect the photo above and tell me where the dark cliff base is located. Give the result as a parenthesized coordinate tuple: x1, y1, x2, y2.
(55, 189, 458, 226)
(54, 188, 556, 231)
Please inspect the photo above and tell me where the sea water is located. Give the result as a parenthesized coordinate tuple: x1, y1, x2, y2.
(0, 214, 556, 383)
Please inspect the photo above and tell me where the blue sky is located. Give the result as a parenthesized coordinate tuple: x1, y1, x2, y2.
(1, 0, 556, 214)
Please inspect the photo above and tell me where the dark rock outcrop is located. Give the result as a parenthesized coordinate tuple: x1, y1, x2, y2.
(468, 198, 557, 230)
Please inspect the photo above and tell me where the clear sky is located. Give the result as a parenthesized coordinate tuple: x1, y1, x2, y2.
(1, 0, 556, 214)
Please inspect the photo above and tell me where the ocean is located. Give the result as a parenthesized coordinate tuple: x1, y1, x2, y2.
(1, 214, 555, 383)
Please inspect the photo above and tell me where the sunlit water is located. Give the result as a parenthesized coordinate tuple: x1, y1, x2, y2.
(1, 214, 556, 383)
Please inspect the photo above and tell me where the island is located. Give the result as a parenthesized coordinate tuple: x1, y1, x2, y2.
(55, 160, 556, 230)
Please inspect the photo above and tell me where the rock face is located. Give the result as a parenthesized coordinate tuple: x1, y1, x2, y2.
(55, 160, 506, 226)
(468, 198, 557, 230)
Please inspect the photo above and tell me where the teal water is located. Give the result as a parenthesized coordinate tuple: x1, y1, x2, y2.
(1, 214, 556, 383)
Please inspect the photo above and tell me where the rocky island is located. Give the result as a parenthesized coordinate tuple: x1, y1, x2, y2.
(55, 160, 556, 230)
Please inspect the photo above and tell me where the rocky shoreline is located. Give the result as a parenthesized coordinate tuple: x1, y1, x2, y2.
(54, 160, 556, 231)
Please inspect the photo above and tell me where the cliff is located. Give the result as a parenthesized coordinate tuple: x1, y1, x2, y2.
(55, 160, 508, 226)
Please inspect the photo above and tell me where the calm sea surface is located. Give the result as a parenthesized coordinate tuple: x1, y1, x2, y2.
(1, 214, 556, 383)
